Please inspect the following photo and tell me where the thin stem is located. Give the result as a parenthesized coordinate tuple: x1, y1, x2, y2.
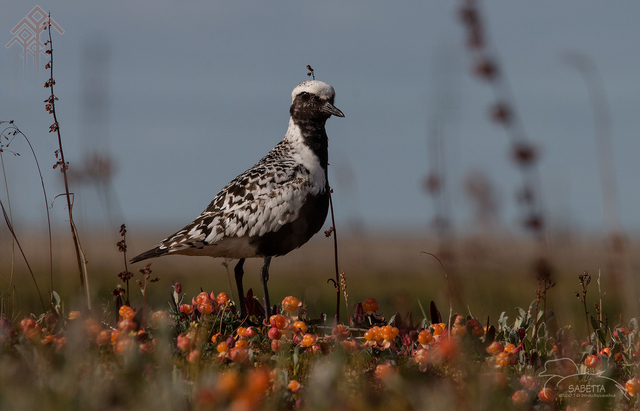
(0, 153, 15, 317)
(0, 122, 54, 312)
(422, 252, 453, 339)
(0, 200, 46, 312)
(328, 188, 340, 324)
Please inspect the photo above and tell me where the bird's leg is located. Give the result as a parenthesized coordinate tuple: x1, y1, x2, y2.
(260, 256, 272, 318)
(234, 258, 247, 318)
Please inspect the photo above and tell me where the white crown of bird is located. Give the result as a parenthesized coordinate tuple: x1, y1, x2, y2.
(291, 80, 336, 102)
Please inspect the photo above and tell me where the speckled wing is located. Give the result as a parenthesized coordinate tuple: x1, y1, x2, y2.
(132, 144, 324, 260)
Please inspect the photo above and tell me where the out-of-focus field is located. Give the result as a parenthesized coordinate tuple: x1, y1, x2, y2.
(2, 227, 639, 333)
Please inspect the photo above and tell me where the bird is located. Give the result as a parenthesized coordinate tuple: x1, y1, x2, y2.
(130, 80, 344, 318)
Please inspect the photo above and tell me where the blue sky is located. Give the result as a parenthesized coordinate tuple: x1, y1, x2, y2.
(2, 1, 640, 237)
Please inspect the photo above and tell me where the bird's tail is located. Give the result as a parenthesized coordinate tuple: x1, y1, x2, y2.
(129, 246, 169, 264)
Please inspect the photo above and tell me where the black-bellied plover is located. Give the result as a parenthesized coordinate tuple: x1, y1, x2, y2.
(131, 80, 344, 318)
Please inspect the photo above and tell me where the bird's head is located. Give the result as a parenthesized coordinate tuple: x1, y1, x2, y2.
(290, 80, 344, 122)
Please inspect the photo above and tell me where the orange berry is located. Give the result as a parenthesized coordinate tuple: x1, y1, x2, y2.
(117, 319, 136, 332)
(431, 323, 446, 336)
(84, 318, 101, 339)
(122, 307, 136, 320)
(504, 343, 517, 353)
(118, 305, 131, 317)
(228, 346, 248, 362)
(236, 326, 247, 337)
(599, 347, 611, 357)
(235, 339, 248, 349)
(537, 387, 554, 403)
(114, 338, 133, 354)
(292, 321, 307, 334)
(19, 318, 36, 333)
(380, 325, 399, 341)
(96, 330, 111, 346)
(110, 330, 122, 343)
(245, 368, 271, 397)
(496, 352, 516, 368)
(151, 310, 169, 327)
(194, 387, 217, 409)
(288, 380, 301, 393)
(626, 377, 640, 396)
(197, 302, 213, 315)
(438, 337, 459, 360)
(271, 339, 282, 352)
(177, 334, 193, 352)
(452, 324, 466, 337)
(55, 336, 67, 351)
(270, 314, 288, 329)
(374, 363, 394, 380)
(26, 326, 42, 341)
(467, 318, 481, 328)
(364, 329, 376, 341)
(301, 333, 318, 347)
(282, 296, 301, 312)
(188, 349, 202, 363)
(216, 370, 240, 395)
(362, 298, 379, 312)
(68, 311, 81, 320)
(415, 348, 429, 365)
(520, 374, 537, 390)
(511, 390, 528, 406)
(42, 334, 55, 344)
(486, 341, 504, 355)
(180, 304, 194, 315)
(584, 354, 601, 368)
(418, 330, 434, 345)
(216, 341, 228, 353)
(216, 292, 229, 305)
(366, 326, 383, 342)
(195, 292, 210, 305)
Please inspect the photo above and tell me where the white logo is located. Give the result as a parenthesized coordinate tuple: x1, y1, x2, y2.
(539, 358, 628, 399)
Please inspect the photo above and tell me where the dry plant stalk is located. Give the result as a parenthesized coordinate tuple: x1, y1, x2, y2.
(43, 14, 91, 309)
(576, 271, 592, 344)
(325, 188, 342, 324)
